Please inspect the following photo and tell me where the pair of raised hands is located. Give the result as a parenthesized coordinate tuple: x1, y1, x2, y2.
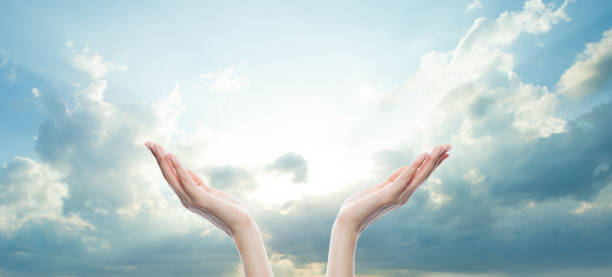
(145, 142, 451, 277)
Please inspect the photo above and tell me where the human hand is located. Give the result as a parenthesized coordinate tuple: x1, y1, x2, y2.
(146, 141, 274, 277)
(145, 142, 254, 237)
(325, 144, 451, 277)
(335, 144, 452, 236)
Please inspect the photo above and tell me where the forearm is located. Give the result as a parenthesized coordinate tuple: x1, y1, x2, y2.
(232, 224, 274, 277)
(326, 223, 359, 277)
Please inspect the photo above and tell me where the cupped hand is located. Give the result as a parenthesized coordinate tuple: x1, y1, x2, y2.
(334, 144, 451, 235)
(145, 142, 255, 237)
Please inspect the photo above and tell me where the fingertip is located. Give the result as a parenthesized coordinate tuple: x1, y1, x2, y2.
(442, 153, 450, 161)
(155, 144, 166, 155)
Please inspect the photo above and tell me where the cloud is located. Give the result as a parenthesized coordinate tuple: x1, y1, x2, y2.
(31, 88, 40, 97)
(0, 156, 92, 234)
(0, 49, 17, 82)
(467, 0, 483, 12)
(195, 66, 251, 92)
(379, 0, 569, 143)
(0, 44, 250, 276)
(0, 49, 7, 67)
(259, 192, 343, 266)
(256, 1, 611, 275)
(67, 41, 128, 80)
(267, 152, 309, 184)
(201, 165, 256, 192)
(270, 253, 325, 277)
(5, 67, 17, 82)
(557, 27, 612, 97)
(2, 1, 612, 276)
(302, 1, 612, 274)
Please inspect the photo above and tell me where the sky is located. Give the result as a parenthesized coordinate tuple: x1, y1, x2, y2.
(1, 0, 612, 276)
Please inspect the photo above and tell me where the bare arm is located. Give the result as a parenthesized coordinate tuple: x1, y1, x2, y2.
(325, 144, 451, 277)
(146, 142, 273, 277)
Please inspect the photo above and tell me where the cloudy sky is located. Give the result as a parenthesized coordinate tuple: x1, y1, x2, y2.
(2, 0, 612, 276)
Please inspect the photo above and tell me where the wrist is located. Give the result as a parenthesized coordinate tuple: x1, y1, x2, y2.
(332, 217, 360, 239)
(332, 223, 360, 243)
(326, 218, 359, 277)
(230, 222, 274, 277)
(231, 219, 259, 242)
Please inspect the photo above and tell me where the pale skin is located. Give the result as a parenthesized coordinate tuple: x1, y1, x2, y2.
(326, 144, 451, 277)
(145, 142, 273, 277)
(146, 141, 450, 277)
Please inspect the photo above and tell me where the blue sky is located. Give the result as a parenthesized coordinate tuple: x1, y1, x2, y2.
(2, 0, 612, 276)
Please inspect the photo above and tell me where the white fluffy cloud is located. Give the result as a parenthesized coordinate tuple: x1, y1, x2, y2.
(67, 41, 128, 80)
(557, 27, 612, 97)
(467, 0, 483, 12)
(3, 1, 612, 276)
(195, 65, 251, 92)
(0, 43, 253, 276)
(380, 0, 569, 141)
(0, 156, 92, 234)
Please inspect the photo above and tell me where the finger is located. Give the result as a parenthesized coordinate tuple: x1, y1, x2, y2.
(146, 142, 188, 200)
(348, 166, 407, 203)
(408, 145, 445, 189)
(433, 153, 450, 171)
(168, 154, 203, 198)
(384, 152, 428, 197)
(398, 146, 449, 205)
(377, 165, 408, 188)
(187, 168, 215, 193)
(396, 148, 443, 205)
(431, 145, 450, 171)
(413, 145, 443, 176)
(424, 144, 451, 180)
(187, 168, 205, 186)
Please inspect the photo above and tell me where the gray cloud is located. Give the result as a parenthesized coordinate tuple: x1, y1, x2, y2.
(343, 99, 612, 274)
(0, 219, 240, 277)
(267, 152, 309, 184)
(0, 60, 244, 276)
(201, 165, 255, 191)
(3, 2, 612, 277)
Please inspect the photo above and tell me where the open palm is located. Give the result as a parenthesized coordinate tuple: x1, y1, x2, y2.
(145, 142, 254, 236)
(335, 144, 451, 234)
